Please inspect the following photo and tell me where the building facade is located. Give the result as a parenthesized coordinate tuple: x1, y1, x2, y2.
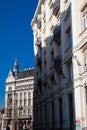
(31, 0, 87, 130)
(5, 60, 34, 130)
(0, 108, 5, 129)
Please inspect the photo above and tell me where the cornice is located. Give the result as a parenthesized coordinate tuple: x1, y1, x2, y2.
(31, 0, 44, 28)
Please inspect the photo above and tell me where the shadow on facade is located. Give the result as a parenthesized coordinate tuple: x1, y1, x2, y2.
(32, 2, 80, 130)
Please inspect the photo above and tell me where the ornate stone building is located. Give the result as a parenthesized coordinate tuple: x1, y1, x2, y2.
(0, 108, 5, 129)
(5, 60, 34, 130)
(31, 0, 87, 130)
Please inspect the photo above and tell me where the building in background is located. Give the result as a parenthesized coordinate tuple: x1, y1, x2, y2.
(31, 0, 87, 130)
(0, 108, 5, 129)
(5, 60, 34, 130)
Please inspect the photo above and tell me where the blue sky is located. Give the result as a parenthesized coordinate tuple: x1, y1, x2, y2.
(0, 0, 38, 107)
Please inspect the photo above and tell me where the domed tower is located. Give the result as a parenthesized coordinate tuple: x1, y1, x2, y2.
(13, 59, 19, 79)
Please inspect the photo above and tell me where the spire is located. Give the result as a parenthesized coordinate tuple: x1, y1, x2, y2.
(13, 59, 19, 79)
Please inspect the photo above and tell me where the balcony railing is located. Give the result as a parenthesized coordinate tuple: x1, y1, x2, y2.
(53, 25, 61, 42)
(53, 0, 60, 16)
(53, 55, 62, 69)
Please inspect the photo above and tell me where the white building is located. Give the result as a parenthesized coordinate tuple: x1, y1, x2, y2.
(0, 108, 5, 129)
(31, 0, 87, 130)
(5, 60, 34, 130)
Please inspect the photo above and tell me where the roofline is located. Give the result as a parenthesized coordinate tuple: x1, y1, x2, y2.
(31, 0, 44, 28)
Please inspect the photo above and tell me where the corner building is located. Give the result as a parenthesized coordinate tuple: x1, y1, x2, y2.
(5, 60, 34, 130)
(31, 0, 87, 130)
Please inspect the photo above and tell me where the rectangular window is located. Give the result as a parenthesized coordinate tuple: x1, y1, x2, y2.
(24, 99, 27, 107)
(20, 110, 22, 116)
(16, 100, 18, 107)
(83, 13, 87, 29)
(28, 109, 31, 117)
(67, 61, 72, 82)
(84, 48, 87, 66)
(28, 92, 31, 98)
(20, 92, 22, 99)
(16, 93, 18, 99)
(24, 110, 26, 116)
(24, 92, 27, 99)
(28, 99, 31, 106)
(20, 100, 22, 107)
(66, 28, 72, 50)
(50, 75, 54, 87)
(8, 93, 12, 99)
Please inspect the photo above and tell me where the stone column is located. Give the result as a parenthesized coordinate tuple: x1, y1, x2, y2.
(42, 105, 45, 130)
(62, 94, 70, 128)
(54, 98, 60, 128)
(46, 102, 52, 128)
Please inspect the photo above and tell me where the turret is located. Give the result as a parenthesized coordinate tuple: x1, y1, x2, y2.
(13, 59, 19, 79)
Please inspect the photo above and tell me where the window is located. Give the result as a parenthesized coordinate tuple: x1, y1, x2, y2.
(24, 92, 27, 99)
(20, 100, 22, 107)
(50, 75, 54, 87)
(20, 110, 22, 116)
(8, 93, 12, 99)
(83, 48, 87, 67)
(28, 92, 31, 98)
(83, 13, 87, 29)
(67, 61, 72, 82)
(8, 87, 12, 91)
(28, 109, 31, 117)
(24, 110, 26, 116)
(66, 28, 72, 50)
(81, 3, 87, 30)
(28, 99, 31, 106)
(16, 93, 18, 99)
(16, 100, 18, 107)
(24, 99, 27, 107)
(20, 92, 22, 99)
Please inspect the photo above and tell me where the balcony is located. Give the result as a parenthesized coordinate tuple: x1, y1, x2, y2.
(53, 0, 60, 16)
(37, 17, 41, 29)
(37, 57, 42, 68)
(19, 106, 23, 110)
(53, 55, 62, 69)
(5, 110, 12, 119)
(35, 36, 41, 47)
(53, 25, 61, 42)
